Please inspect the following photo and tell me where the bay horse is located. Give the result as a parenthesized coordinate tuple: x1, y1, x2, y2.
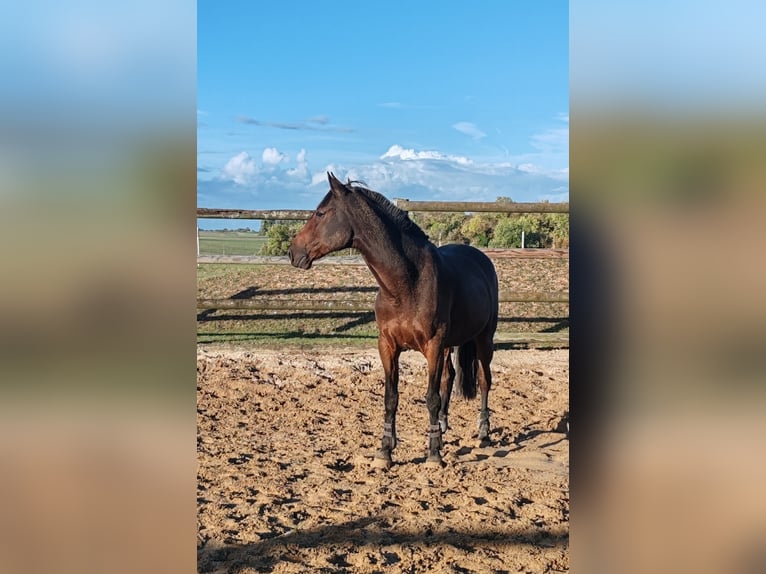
(288, 173, 499, 467)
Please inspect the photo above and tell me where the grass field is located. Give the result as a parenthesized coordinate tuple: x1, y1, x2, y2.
(197, 257, 569, 348)
(198, 230, 267, 256)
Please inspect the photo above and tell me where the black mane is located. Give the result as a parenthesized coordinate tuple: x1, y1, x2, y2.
(346, 181, 429, 243)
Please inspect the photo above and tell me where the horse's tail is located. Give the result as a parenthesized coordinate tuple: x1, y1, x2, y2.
(454, 341, 478, 399)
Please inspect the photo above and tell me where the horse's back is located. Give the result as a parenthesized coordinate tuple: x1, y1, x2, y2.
(437, 244, 498, 299)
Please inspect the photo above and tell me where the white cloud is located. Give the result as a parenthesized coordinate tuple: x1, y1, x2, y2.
(221, 151, 257, 185)
(381, 144, 473, 166)
(517, 162, 568, 182)
(452, 121, 487, 140)
(287, 148, 310, 180)
(262, 147, 287, 166)
(311, 163, 347, 186)
(518, 163, 541, 174)
(529, 113, 569, 155)
(303, 144, 569, 204)
(311, 170, 328, 186)
(530, 127, 568, 154)
(204, 142, 568, 210)
(508, 114, 569, 178)
(202, 147, 321, 207)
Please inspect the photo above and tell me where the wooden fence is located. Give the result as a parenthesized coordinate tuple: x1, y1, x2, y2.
(197, 248, 568, 265)
(393, 199, 569, 214)
(197, 200, 569, 346)
(197, 207, 314, 220)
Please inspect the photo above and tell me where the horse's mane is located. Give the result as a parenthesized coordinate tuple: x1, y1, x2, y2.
(346, 180, 429, 243)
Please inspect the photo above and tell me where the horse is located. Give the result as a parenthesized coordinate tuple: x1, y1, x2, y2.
(288, 172, 499, 468)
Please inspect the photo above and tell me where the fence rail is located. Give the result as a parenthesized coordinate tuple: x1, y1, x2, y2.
(197, 291, 568, 312)
(197, 249, 568, 265)
(494, 332, 569, 345)
(197, 208, 313, 220)
(393, 199, 569, 214)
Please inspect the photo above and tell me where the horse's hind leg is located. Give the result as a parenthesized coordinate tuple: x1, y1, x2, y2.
(438, 347, 455, 434)
(476, 335, 494, 442)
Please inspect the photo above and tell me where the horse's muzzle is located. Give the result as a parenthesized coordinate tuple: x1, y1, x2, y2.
(288, 245, 312, 269)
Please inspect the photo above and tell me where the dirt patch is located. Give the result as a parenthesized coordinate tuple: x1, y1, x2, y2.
(197, 346, 569, 572)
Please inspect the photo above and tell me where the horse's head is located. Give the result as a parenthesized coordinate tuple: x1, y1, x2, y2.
(288, 172, 355, 269)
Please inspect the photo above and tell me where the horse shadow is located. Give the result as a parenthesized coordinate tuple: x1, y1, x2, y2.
(438, 421, 568, 463)
(197, 285, 378, 333)
(230, 285, 378, 297)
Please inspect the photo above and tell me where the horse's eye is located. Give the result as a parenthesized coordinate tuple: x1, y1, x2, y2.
(315, 210, 324, 218)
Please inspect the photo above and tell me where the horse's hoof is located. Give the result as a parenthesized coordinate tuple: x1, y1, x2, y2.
(372, 450, 393, 469)
(424, 454, 444, 468)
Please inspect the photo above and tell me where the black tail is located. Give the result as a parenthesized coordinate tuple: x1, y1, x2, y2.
(454, 341, 478, 399)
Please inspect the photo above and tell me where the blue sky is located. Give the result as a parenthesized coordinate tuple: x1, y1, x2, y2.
(198, 1, 568, 229)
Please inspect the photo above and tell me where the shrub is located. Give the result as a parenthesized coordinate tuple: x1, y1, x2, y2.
(260, 222, 303, 255)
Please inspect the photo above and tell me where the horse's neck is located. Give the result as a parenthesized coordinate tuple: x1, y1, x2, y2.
(352, 218, 429, 300)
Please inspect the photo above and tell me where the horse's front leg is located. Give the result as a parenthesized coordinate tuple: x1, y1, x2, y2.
(425, 341, 446, 467)
(373, 335, 400, 469)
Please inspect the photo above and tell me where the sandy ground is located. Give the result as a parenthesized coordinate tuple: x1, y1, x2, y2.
(197, 346, 569, 573)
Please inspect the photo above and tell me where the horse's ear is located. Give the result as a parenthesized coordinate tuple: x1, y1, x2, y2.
(327, 172, 348, 195)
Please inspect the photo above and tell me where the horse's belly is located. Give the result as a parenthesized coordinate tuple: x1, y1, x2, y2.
(445, 300, 492, 346)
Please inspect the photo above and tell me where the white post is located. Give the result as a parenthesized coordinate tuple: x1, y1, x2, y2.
(197, 226, 200, 257)
(521, 230, 525, 249)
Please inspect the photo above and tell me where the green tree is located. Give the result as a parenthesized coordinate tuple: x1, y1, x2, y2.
(522, 215, 547, 248)
(489, 216, 523, 247)
(489, 214, 548, 248)
(411, 212, 467, 245)
(260, 222, 303, 255)
(548, 214, 569, 247)
(460, 213, 499, 247)
(258, 220, 272, 235)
